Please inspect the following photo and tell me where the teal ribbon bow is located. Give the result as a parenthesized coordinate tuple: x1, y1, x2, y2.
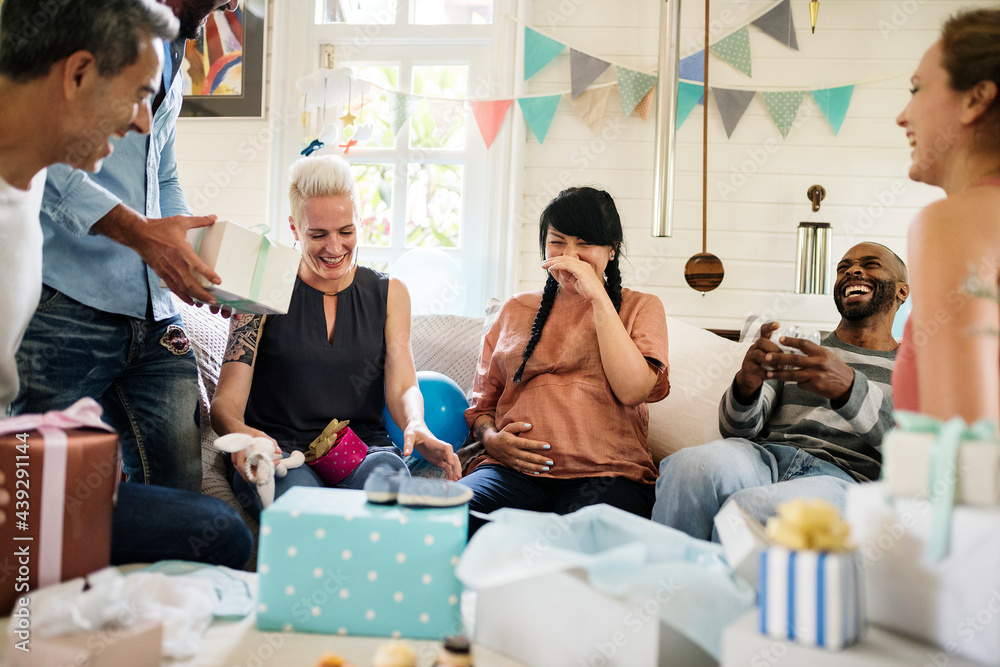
(891, 411, 997, 562)
(195, 223, 276, 313)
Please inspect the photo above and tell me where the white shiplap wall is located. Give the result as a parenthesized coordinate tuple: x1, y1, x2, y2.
(515, 0, 993, 331)
(174, 0, 993, 331)
(175, 1, 275, 232)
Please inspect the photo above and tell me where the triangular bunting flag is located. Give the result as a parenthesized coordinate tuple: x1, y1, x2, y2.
(524, 27, 566, 80)
(679, 51, 705, 82)
(676, 82, 704, 130)
(570, 49, 612, 99)
(761, 90, 806, 138)
(634, 87, 655, 121)
(518, 95, 562, 143)
(469, 99, 513, 149)
(712, 87, 756, 138)
(425, 98, 462, 138)
(570, 86, 612, 134)
(616, 67, 658, 117)
(710, 27, 752, 77)
(385, 91, 421, 136)
(751, 0, 798, 51)
(811, 85, 854, 135)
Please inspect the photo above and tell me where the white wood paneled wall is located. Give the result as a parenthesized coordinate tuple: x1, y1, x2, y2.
(175, 1, 276, 233)
(515, 0, 995, 330)
(172, 0, 996, 330)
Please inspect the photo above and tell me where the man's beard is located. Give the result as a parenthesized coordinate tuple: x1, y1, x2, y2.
(834, 276, 898, 321)
(177, 2, 222, 41)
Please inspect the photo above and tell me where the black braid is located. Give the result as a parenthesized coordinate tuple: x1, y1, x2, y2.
(604, 255, 623, 313)
(513, 274, 559, 383)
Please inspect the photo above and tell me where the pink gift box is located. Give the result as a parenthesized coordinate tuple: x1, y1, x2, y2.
(307, 427, 367, 485)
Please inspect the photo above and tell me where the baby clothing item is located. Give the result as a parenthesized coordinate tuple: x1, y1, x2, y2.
(364, 465, 472, 507)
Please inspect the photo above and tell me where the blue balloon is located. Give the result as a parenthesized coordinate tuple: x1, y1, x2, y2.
(383, 371, 470, 460)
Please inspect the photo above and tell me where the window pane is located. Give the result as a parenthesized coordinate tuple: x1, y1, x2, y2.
(411, 0, 493, 25)
(406, 164, 462, 248)
(359, 259, 390, 273)
(352, 164, 393, 247)
(347, 66, 398, 148)
(410, 65, 467, 150)
(320, 0, 396, 24)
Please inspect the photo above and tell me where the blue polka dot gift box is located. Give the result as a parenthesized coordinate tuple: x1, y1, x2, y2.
(256, 487, 467, 639)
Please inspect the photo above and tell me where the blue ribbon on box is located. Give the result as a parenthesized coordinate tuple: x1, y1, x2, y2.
(890, 411, 998, 562)
(758, 547, 863, 649)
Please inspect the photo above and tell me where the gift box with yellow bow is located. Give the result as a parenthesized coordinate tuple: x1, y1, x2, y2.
(756, 499, 865, 650)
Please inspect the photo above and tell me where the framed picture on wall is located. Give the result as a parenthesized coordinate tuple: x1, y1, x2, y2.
(180, 0, 266, 119)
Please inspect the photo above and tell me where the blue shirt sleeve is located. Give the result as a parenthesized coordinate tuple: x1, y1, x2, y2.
(156, 86, 192, 218)
(41, 164, 122, 237)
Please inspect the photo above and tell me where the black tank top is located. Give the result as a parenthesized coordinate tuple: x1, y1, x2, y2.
(243, 267, 394, 452)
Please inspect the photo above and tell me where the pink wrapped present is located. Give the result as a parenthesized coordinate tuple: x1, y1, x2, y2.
(307, 427, 367, 485)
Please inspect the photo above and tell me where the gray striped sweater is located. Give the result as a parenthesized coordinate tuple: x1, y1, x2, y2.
(718, 332, 896, 483)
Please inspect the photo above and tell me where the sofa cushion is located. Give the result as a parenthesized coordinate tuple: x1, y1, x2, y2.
(177, 303, 261, 564)
(411, 313, 486, 394)
(647, 316, 749, 464)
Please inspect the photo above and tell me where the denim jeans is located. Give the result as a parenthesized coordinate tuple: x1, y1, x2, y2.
(651, 439, 856, 542)
(13, 287, 201, 491)
(463, 464, 655, 537)
(231, 448, 408, 519)
(112, 482, 253, 569)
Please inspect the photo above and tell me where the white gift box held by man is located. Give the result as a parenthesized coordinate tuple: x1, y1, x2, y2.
(184, 220, 301, 315)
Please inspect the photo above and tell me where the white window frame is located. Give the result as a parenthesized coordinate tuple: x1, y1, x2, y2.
(266, 0, 520, 316)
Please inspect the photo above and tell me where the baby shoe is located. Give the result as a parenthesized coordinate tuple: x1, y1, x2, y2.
(397, 477, 473, 508)
(364, 465, 408, 504)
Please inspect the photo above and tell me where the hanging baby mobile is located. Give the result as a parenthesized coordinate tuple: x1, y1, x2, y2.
(296, 0, 874, 156)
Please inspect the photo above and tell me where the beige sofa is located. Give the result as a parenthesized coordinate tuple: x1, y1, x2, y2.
(178, 302, 749, 560)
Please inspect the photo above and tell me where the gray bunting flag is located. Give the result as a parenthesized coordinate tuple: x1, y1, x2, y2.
(751, 0, 799, 51)
(570, 49, 612, 99)
(712, 87, 757, 138)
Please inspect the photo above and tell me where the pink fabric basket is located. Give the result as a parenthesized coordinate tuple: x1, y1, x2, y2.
(307, 427, 368, 485)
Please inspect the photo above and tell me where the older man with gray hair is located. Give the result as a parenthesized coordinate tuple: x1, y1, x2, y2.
(0, 0, 251, 568)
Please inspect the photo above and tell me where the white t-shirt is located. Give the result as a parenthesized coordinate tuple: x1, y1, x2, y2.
(0, 169, 46, 409)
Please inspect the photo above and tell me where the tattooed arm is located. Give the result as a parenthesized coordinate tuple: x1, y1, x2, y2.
(210, 314, 280, 481)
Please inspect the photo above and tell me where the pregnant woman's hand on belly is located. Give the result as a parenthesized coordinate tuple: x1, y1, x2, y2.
(484, 422, 554, 475)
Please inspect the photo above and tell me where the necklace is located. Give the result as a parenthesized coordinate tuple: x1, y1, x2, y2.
(319, 264, 356, 297)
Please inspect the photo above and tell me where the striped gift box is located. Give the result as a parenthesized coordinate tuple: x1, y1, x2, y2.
(758, 546, 865, 649)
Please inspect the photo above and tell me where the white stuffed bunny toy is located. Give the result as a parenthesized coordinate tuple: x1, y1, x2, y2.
(214, 433, 305, 508)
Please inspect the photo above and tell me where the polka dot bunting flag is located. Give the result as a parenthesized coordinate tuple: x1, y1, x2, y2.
(615, 66, 658, 117)
(385, 91, 422, 136)
(709, 26, 752, 78)
(760, 90, 806, 138)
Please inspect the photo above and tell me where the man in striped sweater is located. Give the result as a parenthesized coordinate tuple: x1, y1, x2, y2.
(652, 243, 909, 541)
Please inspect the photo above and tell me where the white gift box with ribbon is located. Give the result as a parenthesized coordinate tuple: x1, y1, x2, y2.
(758, 546, 864, 649)
(847, 481, 1000, 666)
(882, 429, 1000, 507)
(187, 220, 301, 315)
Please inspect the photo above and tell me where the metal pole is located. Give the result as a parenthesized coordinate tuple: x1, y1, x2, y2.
(652, 0, 681, 237)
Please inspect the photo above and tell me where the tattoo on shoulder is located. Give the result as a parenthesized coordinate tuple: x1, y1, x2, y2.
(224, 314, 263, 365)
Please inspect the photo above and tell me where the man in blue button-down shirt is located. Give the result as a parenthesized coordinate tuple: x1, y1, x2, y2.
(13, 0, 241, 493)
(0, 0, 252, 572)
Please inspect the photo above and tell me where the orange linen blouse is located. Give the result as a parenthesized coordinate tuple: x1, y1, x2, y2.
(465, 288, 670, 485)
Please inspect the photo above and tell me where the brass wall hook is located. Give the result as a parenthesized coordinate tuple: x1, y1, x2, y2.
(807, 185, 826, 212)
